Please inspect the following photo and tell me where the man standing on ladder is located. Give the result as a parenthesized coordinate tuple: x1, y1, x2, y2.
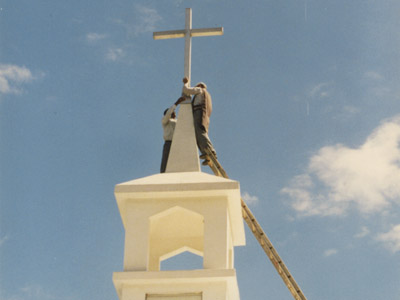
(182, 76, 217, 166)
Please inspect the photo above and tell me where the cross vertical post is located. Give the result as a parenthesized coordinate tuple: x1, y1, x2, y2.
(184, 8, 192, 83)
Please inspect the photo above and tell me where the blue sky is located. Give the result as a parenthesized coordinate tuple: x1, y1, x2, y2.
(1, 0, 400, 299)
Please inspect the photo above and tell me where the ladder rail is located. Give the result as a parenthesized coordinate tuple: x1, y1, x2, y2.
(203, 149, 307, 300)
(241, 199, 307, 300)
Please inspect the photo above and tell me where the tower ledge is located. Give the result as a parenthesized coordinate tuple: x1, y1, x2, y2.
(115, 171, 238, 193)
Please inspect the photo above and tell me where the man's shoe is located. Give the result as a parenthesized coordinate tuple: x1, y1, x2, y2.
(200, 154, 207, 159)
(202, 159, 210, 166)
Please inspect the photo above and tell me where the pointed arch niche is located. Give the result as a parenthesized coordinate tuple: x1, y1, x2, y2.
(148, 206, 204, 271)
(161, 249, 203, 271)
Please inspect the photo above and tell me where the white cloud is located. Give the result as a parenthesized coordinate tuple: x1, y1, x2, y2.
(354, 226, 370, 238)
(106, 47, 125, 62)
(281, 115, 400, 217)
(20, 285, 56, 300)
(242, 192, 259, 205)
(364, 71, 384, 81)
(0, 64, 34, 95)
(0, 235, 9, 246)
(94, 6, 161, 64)
(370, 86, 391, 98)
(86, 32, 107, 43)
(112, 5, 161, 37)
(323, 248, 338, 257)
(343, 105, 360, 114)
(362, 70, 393, 99)
(376, 224, 400, 253)
(133, 5, 162, 35)
(309, 82, 333, 99)
(2, 284, 67, 300)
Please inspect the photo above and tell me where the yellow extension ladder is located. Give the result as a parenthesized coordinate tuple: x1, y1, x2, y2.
(204, 149, 307, 300)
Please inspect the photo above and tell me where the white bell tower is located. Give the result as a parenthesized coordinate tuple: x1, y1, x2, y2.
(113, 102, 246, 300)
(112, 8, 245, 300)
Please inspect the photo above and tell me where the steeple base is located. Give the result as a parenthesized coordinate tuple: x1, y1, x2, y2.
(113, 269, 240, 300)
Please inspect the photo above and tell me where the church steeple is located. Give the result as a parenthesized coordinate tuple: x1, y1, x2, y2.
(112, 8, 245, 300)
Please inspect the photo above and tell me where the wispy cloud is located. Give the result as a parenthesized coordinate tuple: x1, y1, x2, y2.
(370, 86, 391, 98)
(342, 105, 360, 114)
(0, 235, 9, 246)
(364, 71, 384, 81)
(105, 47, 125, 62)
(376, 224, 400, 254)
(242, 192, 259, 206)
(84, 33, 122, 62)
(86, 32, 107, 43)
(309, 81, 333, 99)
(0, 64, 35, 95)
(132, 4, 162, 36)
(2, 284, 66, 300)
(281, 115, 400, 217)
(323, 248, 338, 257)
(354, 226, 370, 239)
(86, 5, 161, 63)
(20, 285, 57, 300)
(112, 5, 162, 37)
(362, 70, 393, 100)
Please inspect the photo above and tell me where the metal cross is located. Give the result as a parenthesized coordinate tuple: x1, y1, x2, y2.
(153, 8, 223, 85)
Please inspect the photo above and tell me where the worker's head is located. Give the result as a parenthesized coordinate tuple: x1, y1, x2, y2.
(164, 108, 176, 119)
(196, 82, 207, 89)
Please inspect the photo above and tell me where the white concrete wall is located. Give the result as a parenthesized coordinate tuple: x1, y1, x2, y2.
(114, 270, 238, 300)
(149, 207, 204, 271)
(122, 198, 233, 271)
(121, 283, 227, 300)
(203, 201, 229, 269)
(147, 293, 202, 300)
(124, 205, 150, 271)
(114, 171, 245, 300)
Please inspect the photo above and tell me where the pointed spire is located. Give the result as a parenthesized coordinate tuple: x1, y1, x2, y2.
(165, 102, 200, 172)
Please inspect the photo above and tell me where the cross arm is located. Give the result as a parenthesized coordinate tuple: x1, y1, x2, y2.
(153, 27, 223, 40)
(153, 30, 186, 40)
(191, 27, 223, 37)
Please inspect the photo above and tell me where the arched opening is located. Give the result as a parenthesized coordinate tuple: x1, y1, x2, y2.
(148, 206, 204, 271)
(161, 249, 203, 270)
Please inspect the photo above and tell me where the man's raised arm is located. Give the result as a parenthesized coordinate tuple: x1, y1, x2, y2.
(182, 77, 202, 96)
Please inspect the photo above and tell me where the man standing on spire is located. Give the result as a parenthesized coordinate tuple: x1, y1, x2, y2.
(160, 96, 186, 173)
(182, 77, 216, 165)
